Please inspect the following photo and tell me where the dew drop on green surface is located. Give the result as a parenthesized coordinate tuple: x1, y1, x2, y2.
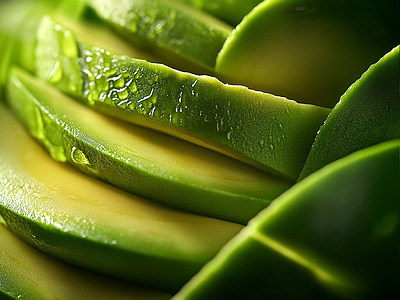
(128, 79, 138, 93)
(70, 147, 90, 165)
(47, 58, 62, 83)
(227, 129, 233, 140)
(118, 88, 129, 100)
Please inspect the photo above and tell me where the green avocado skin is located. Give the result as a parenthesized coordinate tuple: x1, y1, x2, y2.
(298, 45, 400, 180)
(0, 0, 58, 98)
(85, 0, 231, 70)
(6, 67, 293, 225)
(172, 139, 400, 300)
(173, 0, 263, 26)
(34, 17, 330, 182)
(0, 98, 245, 294)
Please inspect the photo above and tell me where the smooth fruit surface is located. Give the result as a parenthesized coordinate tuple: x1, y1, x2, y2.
(216, 0, 400, 108)
(35, 16, 331, 182)
(85, 0, 232, 72)
(0, 223, 172, 300)
(173, 0, 263, 26)
(172, 139, 400, 299)
(0, 102, 244, 293)
(7, 67, 292, 224)
(0, 0, 58, 97)
(299, 45, 400, 180)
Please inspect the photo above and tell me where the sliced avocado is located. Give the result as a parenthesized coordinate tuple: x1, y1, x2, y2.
(172, 139, 400, 300)
(215, 0, 400, 108)
(7, 67, 292, 224)
(172, 0, 263, 26)
(0, 102, 244, 293)
(0, 224, 172, 300)
(299, 45, 400, 180)
(0, 0, 58, 97)
(34, 16, 331, 182)
(84, 0, 232, 72)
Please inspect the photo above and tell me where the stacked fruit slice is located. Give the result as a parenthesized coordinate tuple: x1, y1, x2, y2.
(0, 0, 399, 299)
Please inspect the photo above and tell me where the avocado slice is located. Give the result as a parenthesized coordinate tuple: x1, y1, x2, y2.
(172, 139, 400, 300)
(215, 0, 400, 108)
(0, 0, 59, 97)
(34, 16, 330, 182)
(83, 0, 232, 72)
(0, 102, 245, 293)
(172, 0, 263, 26)
(7, 66, 292, 225)
(299, 45, 400, 180)
(0, 224, 172, 300)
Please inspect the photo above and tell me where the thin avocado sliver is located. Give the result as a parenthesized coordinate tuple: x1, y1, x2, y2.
(7, 67, 292, 225)
(85, 0, 232, 71)
(0, 102, 244, 294)
(34, 16, 331, 181)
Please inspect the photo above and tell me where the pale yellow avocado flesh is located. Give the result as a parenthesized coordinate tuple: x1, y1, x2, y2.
(0, 224, 172, 300)
(0, 104, 244, 293)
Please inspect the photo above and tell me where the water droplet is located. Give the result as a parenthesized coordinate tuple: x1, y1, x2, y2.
(118, 88, 129, 100)
(128, 80, 137, 93)
(71, 147, 90, 165)
(47, 59, 62, 83)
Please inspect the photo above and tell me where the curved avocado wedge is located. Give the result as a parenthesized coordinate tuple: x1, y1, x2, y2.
(298, 45, 400, 180)
(34, 16, 330, 182)
(6, 67, 292, 225)
(173, 0, 263, 26)
(172, 139, 400, 300)
(0, 103, 244, 293)
(215, 0, 400, 108)
(0, 0, 59, 97)
(0, 224, 172, 300)
(84, 0, 232, 72)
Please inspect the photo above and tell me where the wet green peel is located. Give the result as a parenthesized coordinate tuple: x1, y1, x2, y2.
(8, 67, 292, 224)
(35, 17, 330, 181)
(0, 103, 244, 293)
(85, 0, 232, 70)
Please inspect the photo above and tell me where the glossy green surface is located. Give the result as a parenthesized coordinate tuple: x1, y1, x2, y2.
(173, 140, 400, 299)
(85, 0, 232, 71)
(0, 0, 57, 97)
(216, 0, 400, 108)
(0, 101, 244, 293)
(7, 67, 291, 224)
(299, 45, 400, 180)
(34, 17, 330, 182)
(173, 0, 263, 26)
